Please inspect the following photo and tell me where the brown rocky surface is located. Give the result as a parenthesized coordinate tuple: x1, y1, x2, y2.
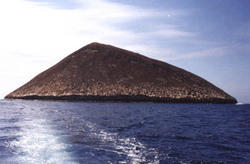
(5, 42, 237, 103)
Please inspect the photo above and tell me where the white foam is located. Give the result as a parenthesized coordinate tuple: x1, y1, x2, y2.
(8, 110, 159, 163)
(236, 102, 245, 105)
(83, 120, 160, 164)
(10, 119, 77, 164)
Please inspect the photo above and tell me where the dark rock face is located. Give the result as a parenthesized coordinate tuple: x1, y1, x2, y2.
(5, 42, 237, 103)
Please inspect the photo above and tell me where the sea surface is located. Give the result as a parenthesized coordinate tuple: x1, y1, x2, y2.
(0, 100, 249, 164)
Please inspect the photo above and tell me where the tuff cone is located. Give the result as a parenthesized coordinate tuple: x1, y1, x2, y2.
(5, 42, 237, 103)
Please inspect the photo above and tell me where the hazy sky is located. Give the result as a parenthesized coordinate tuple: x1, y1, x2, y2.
(0, 0, 249, 103)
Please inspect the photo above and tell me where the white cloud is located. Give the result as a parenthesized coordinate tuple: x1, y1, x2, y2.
(167, 43, 250, 61)
(0, 0, 193, 98)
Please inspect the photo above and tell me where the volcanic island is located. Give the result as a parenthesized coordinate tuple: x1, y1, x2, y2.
(5, 42, 237, 103)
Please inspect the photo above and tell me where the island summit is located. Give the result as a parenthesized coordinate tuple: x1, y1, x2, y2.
(5, 42, 237, 103)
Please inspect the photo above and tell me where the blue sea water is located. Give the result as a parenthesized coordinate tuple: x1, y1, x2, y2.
(0, 100, 249, 164)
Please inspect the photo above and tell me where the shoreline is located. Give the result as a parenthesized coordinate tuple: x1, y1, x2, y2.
(5, 95, 237, 104)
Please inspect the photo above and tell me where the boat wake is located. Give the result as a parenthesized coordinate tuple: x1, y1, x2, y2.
(82, 120, 160, 164)
(10, 119, 76, 164)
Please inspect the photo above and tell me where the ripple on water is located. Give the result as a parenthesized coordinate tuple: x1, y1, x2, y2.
(0, 100, 249, 163)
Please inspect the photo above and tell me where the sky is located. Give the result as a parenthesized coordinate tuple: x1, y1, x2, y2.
(0, 0, 249, 103)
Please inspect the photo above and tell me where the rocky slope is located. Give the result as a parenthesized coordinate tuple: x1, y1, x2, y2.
(5, 42, 237, 103)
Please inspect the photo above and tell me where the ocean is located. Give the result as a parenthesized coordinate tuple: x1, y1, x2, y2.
(0, 100, 249, 164)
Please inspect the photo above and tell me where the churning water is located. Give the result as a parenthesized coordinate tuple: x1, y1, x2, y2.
(0, 100, 249, 164)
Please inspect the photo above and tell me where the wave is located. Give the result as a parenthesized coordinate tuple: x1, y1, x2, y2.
(79, 120, 160, 164)
(9, 119, 77, 164)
